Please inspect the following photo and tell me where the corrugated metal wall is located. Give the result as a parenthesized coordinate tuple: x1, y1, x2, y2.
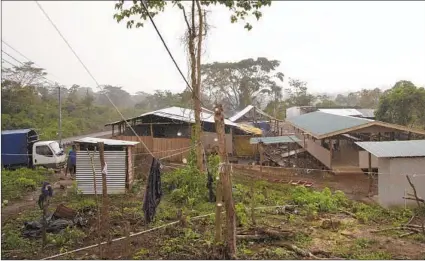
(76, 151, 127, 194)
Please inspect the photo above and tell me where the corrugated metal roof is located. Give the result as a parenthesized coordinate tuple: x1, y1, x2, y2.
(230, 105, 254, 122)
(355, 140, 425, 158)
(229, 105, 276, 122)
(356, 109, 375, 118)
(1, 129, 34, 135)
(74, 137, 139, 146)
(318, 108, 363, 117)
(250, 135, 301, 144)
(287, 111, 373, 138)
(61, 131, 111, 145)
(128, 106, 237, 126)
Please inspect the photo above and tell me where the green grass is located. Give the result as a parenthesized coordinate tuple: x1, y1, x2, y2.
(1, 167, 54, 202)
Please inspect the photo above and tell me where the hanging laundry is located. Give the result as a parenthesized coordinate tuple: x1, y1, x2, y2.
(142, 158, 162, 224)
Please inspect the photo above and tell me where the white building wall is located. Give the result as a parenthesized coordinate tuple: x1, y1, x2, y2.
(286, 107, 301, 120)
(358, 151, 378, 169)
(378, 157, 425, 207)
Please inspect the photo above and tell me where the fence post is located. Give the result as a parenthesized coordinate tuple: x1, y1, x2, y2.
(88, 148, 102, 258)
(98, 142, 109, 256)
(214, 104, 237, 259)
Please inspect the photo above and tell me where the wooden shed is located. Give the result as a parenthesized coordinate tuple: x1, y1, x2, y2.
(74, 137, 139, 194)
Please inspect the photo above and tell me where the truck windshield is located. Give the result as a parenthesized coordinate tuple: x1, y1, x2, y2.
(49, 142, 62, 155)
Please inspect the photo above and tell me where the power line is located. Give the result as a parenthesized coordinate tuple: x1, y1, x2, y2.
(1, 51, 56, 85)
(140, 1, 207, 109)
(2, 50, 24, 65)
(1, 58, 18, 67)
(1, 40, 62, 81)
(2, 40, 34, 63)
(35, 1, 155, 156)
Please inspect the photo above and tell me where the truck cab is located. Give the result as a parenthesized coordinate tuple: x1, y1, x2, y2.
(1, 128, 66, 170)
(32, 141, 66, 169)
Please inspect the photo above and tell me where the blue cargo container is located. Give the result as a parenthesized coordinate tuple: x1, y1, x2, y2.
(1, 129, 39, 168)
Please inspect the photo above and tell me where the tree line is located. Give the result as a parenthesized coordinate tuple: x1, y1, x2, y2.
(2, 59, 424, 141)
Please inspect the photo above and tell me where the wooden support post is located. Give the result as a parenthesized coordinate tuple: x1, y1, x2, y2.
(287, 142, 291, 167)
(368, 152, 373, 197)
(214, 104, 237, 259)
(112, 125, 115, 137)
(124, 221, 131, 259)
(98, 142, 109, 251)
(150, 124, 154, 138)
(329, 139, 333, 169)
(407, 132, 411, 140)
(215, 177, 223, 243)
(41, 199, 49, 248)
(88, 148, 102, 259)
(378, 132, 381, 141)
(259, 143, 264, 173)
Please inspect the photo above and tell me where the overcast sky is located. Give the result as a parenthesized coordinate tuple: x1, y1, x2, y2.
(2, 1, 425, 95)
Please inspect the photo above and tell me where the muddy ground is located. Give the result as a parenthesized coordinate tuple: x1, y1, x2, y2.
(1, 167, 424, 260)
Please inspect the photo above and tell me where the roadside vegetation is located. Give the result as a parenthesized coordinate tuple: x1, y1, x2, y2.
(1, 167, 54, 203)
(2, 153, 424, 260)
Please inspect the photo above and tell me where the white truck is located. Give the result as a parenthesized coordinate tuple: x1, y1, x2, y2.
(1, 129, 66, 169)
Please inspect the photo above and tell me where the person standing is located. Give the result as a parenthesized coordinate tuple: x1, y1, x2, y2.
(65, 145, 77, 177)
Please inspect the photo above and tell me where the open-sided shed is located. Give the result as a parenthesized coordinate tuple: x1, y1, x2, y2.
(74, 137, 139, 194)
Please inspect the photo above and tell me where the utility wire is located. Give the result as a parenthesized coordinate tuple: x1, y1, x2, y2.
(1, 58, 18, 67)
(140, 1, 206, 108)
(1, 50, 57, 85)
(1, 40, 62, 81)
(2, 50, 24, 65)
(35, 1, 155, 156)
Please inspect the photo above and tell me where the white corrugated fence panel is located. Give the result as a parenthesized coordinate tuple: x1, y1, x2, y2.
(76, 151, 127, 194)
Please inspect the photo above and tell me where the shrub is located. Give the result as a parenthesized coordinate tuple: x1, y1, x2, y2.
(291, 186, 348, 213)
(235, 203, 249, 227)
(1, 167, 53, 201)
(162, 147, 209, 208)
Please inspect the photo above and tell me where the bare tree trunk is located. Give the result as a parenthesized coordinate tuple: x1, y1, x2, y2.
(186, 0, 203, 172)
(195, 0, 204, 172)
(214, 104, 237, 259)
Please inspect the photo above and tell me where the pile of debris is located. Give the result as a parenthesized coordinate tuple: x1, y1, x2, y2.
(22, 204, 87, 238)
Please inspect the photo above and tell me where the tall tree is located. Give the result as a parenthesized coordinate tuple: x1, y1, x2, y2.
(201, 57, 284, 113)
(285, 78, 315, 107)
(114, 0, 272, 175)
(376, 81, 425, 128)
(315, 94, 337, 107)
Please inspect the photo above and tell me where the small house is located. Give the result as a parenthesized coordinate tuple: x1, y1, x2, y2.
(355, 140, 425, 207)
(73, 137, 139, 194)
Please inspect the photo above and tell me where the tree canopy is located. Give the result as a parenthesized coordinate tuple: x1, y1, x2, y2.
(201, 57, 284, 113)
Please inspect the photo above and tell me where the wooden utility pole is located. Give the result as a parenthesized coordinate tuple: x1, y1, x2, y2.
(214, 104, 237, 259)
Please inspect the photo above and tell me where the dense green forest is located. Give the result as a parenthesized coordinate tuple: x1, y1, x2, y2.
(0, 62, 183, 139)
(2, 59, 424, 141)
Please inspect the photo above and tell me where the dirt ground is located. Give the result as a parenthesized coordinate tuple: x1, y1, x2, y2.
(1, 165, 423, 260)
(1, 171, 74, 224)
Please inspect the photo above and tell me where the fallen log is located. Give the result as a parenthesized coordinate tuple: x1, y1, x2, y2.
(399, 231, 418, 238)
(370, 227, 421, 233)
(339, 209, 357, 219)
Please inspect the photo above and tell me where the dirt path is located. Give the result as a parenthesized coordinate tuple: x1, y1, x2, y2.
(1, 175, 74, 223)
